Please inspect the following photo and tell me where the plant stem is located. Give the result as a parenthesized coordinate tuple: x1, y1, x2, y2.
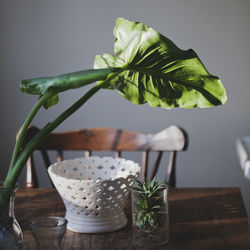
(8, 91, 56, 172)
(4, 82, 105, 188)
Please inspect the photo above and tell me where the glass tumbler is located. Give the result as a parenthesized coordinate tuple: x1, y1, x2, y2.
(29, 216, 67, 250)
(131, 186, 169, 246)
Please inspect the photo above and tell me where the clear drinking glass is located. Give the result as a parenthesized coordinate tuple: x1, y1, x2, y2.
(131, 186, 169, 246)
(29, 216, 67, 250)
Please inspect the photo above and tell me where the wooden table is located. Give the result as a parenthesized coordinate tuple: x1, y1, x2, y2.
(15, 188, 250, 250)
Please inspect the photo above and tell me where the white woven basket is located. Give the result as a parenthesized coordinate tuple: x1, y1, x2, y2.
(48, 156, 140, 233)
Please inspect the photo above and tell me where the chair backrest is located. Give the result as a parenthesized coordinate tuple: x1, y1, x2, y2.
(21, 126, 188, 188)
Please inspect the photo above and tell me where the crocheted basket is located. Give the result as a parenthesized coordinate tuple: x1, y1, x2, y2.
(48, 156, 140, 233)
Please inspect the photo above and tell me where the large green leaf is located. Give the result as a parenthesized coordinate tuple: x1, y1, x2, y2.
(20, 68, 116, 108)
(94, 17, 227, 108)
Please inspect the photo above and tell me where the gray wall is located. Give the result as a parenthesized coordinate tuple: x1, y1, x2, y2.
(1, 0, 250, 215)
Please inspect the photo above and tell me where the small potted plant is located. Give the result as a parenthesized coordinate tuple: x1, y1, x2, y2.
(131, 178, 169, 246)
(0, 17, 227, 248)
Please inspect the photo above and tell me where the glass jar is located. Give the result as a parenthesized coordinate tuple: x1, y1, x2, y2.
(29, 216, 67, 250)
(0, 182, 23, 249)
(131, 186, 169, 246)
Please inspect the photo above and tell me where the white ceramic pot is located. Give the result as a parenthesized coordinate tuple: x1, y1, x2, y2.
(48, 156, 140, 233)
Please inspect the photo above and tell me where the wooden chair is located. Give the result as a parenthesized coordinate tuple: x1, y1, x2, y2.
(20, 126, 188, 188)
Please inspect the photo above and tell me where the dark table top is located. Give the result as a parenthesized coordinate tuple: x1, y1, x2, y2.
(15, 187, 250, 250)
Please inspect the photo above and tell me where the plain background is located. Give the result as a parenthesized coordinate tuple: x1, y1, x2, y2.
(1, 0, 250, 216)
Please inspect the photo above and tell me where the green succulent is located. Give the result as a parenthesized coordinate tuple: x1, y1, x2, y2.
(132, 178, 167, 233)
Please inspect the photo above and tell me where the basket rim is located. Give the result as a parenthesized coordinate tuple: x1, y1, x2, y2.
(48, 156, 141, 182)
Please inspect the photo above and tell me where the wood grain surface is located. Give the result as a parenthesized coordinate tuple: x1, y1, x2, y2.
(15, 188, 250, 250)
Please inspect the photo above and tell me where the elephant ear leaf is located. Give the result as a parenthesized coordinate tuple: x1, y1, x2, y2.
(94, 17, 227, 109)
(20, 68, 116, 109)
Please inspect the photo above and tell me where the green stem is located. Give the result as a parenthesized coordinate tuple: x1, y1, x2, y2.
(8, 91, 56, 171)
(4, 82, 105, 188)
